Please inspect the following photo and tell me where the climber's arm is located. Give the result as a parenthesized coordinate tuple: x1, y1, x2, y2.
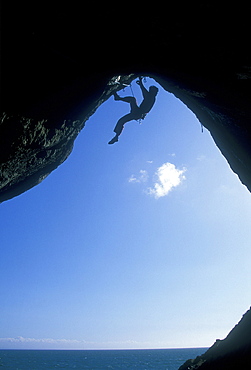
(137, 78, 148, 99)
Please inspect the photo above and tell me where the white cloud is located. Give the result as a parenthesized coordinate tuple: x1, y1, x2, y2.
(147, 162, 186, 199)
(128, 170, 148, 183)
(0, 337, 156, 350)
(128, 162, 186, 199)
(0, 336, 83, 345)
(197, 155, 206, 161)
(0, 336, 94, 349)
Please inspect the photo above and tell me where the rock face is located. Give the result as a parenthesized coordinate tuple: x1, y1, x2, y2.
(179, 307, 251, 370)
(0, 75, 134, 203)
(1, 3, 251, 203)
(0, 113, 82, 202)
(1, 2, 251, 367)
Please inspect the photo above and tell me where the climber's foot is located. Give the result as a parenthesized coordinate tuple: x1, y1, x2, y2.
(113, 92, 121, 101)
(108, 135, 119, 144)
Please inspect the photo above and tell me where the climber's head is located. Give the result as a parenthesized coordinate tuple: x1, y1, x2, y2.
(149, 86, 159, 96)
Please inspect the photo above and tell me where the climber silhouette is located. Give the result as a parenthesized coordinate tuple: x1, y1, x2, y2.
(108, 77, 159, 144)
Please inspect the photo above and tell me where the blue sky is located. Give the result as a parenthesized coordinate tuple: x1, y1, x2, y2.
(1, 78, 251, 350)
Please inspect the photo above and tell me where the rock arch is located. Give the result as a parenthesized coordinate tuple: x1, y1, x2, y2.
(1, 3, 251, 367)
(1, 3, 250, 202)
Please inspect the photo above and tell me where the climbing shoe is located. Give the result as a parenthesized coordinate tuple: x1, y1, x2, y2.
(108, 135, 119, 144)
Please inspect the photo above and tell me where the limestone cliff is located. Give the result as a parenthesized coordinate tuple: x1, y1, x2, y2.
(1, 2, 251, 367)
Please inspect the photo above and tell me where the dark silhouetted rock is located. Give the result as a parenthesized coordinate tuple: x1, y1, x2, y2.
(1, 3, 251, 365)
(1, 3, 250, 202)
(179, 307, 251, 370)
(0, 74, 134, 203)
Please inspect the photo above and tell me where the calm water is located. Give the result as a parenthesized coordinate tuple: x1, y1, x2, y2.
(0, 348, 207, 369)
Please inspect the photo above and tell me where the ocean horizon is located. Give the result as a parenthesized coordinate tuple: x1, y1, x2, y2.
(0, 347, 207, 369)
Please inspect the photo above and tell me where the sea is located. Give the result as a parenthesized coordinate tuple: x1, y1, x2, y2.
(0, 348, 207, 369)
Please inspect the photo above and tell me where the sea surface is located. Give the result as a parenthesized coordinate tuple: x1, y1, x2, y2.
(0, 348, 207, 369)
